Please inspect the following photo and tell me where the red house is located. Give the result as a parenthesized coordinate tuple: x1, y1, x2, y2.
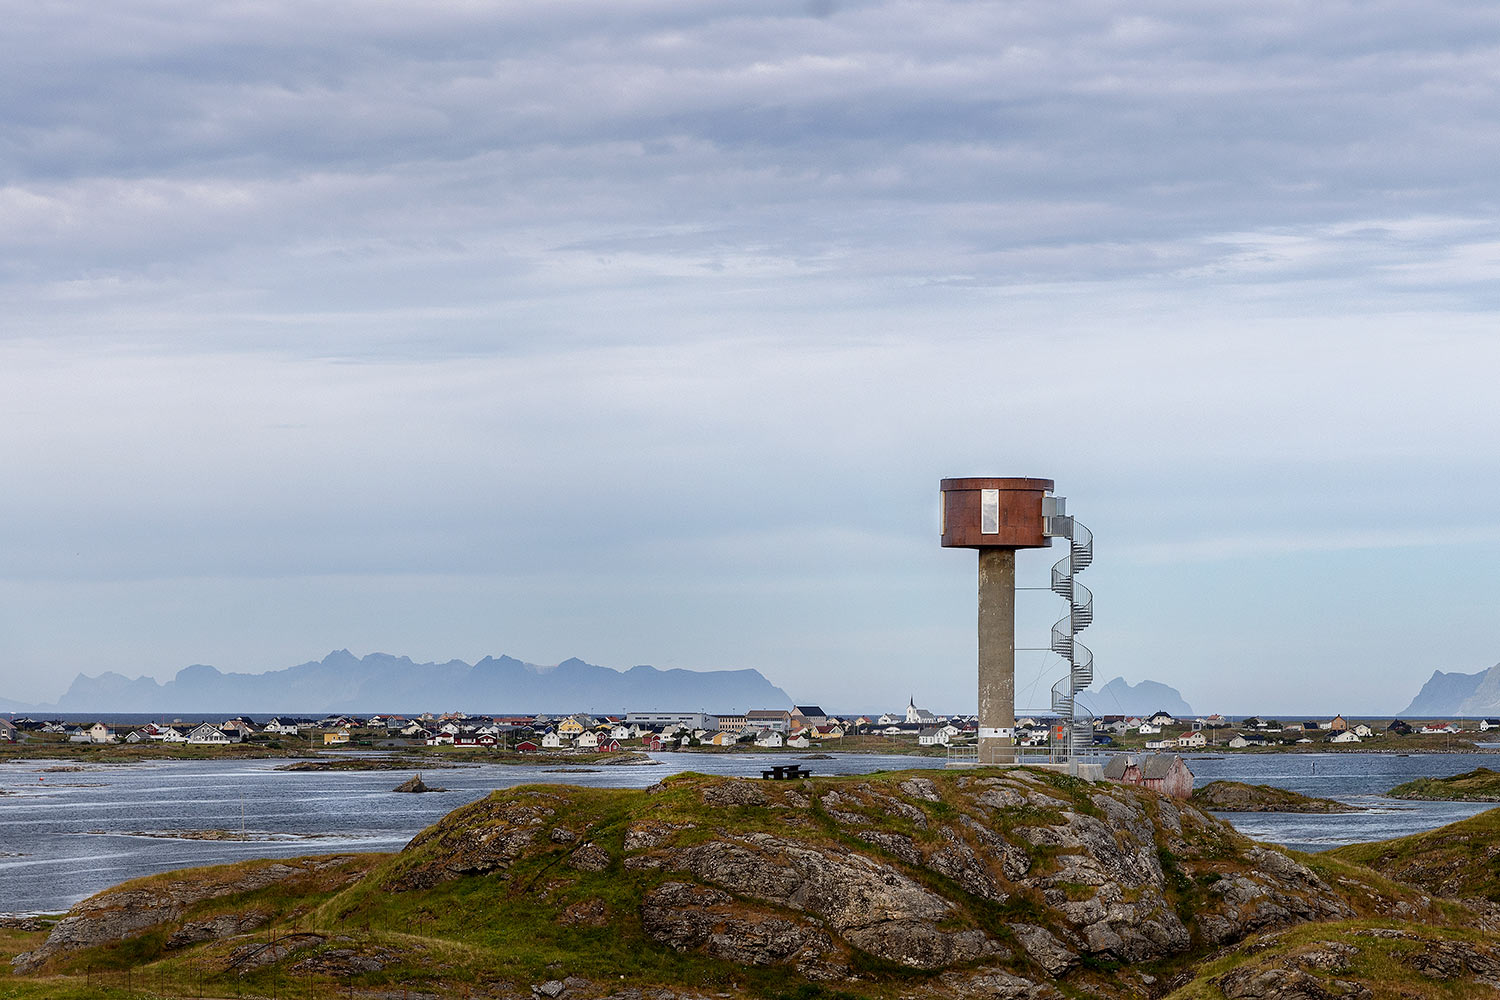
(642, 735, 662, 752)
(515, 739, 540, 753)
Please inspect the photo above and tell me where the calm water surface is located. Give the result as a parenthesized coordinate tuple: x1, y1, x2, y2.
(1, 751, 1495, 914)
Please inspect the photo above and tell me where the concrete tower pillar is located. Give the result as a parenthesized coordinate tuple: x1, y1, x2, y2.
(977, 547, 1016, 764)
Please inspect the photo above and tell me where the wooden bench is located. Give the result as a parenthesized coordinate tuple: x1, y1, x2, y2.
(760, 764, 811, 780)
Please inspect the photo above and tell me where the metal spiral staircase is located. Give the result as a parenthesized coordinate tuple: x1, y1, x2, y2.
(1045, 506, 1094, 759)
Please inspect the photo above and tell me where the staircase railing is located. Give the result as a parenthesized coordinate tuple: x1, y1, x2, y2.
(1046, 515, 1094, 761)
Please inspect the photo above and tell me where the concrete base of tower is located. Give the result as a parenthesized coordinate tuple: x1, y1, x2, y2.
(976, 547, 1017, 765)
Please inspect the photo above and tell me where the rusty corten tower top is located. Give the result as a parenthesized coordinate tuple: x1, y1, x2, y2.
(939, 478, 1054, 549)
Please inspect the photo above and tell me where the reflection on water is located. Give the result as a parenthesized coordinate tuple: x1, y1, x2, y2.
(1, 750, 1495, 913)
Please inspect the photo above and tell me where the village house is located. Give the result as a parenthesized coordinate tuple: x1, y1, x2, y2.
(1481, 719, 1500, 732)
(262, 718, 300, 735)
(1330, 730, 1361, 744)
(324, 730, 351, 746)
(1351, 723, 1375, 738)
(541, 731, 562, 749)
(1137, 723, 1161, 735)
(917, 726, 950, 746)
(1148, 711, 1175, 726)
(1178, 731, 1207, 748)
(187, 723, 231, 745)
(1329, 714, 1348, 732)
(754, 730, 783, 748)
(791, 706, 828, 728)
(576, 731, 600, 750)
(1144, 738, 1177, 750)
(87, 722, 117, 744)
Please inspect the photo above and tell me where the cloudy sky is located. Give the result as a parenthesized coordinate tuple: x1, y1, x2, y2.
(4, 0, 1500, 715)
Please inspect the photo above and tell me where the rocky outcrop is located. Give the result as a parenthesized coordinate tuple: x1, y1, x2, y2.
(11, 855, 367, 974)
(1200, 929, 1500, 999)
(382, 768, 1350, 986)
(393, 774, 446, 793)
(12, 767, 1378, 997)
(1192, 780, 1363, 813)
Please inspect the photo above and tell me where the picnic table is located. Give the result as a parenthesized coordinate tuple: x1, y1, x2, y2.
(760, 764, 811, 780)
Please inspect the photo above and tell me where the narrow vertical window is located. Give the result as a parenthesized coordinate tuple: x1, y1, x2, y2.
(939, 491, 946, 534)
(981, 489, 1000, 533)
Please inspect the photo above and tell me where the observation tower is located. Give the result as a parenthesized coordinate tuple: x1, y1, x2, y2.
(940, 478, 1093, 764)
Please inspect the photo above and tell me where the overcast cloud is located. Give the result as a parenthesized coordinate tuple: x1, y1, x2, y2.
(4, 1, 1500, 713)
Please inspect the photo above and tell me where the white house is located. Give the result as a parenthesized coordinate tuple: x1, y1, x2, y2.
(1351, 724, 1375, 738)
(187, 724, 230, 745)
(263, 718, 300, 735)
(156, 726, 187, 743)
(87, 722, 116, 744)
(1138, 723, 1161, 735)
(541, 731, 562, 749)
(786, 734, 811, 748)
(1330, 730, 1361, 744)
(1479, 719, 1500, 732)
(755, 730, 784, 748)
(917, 726, 950, 746)
(576, 731, 599, 750)
(1144, 738, 1178, 750)
(1227, 734, 1252, 749)
(1178, 731, 1206, 748)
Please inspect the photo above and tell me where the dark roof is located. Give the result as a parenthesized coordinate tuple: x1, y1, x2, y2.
(1102, 756, 1136, 779)
(793, 706, 826, 716)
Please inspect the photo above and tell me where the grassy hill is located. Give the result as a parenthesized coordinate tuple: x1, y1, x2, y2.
(1388, 767, 1500, 802)
(1326, 806, 1500, 903)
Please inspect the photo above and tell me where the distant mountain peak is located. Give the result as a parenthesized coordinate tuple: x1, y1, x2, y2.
(1076, 677, 1194, 718)
(51, 650, 792, 715)
(1400, 663, 1500, 717)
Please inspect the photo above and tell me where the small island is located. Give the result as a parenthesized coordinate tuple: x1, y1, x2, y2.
(1387, 766, 1500, 801)
(1190, 779, 1364, 813)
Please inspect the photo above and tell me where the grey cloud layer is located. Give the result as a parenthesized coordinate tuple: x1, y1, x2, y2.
(6, 0, 1500, 347)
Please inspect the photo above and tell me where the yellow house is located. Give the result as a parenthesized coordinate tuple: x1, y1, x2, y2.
(557, 718, 585, 737)
(324, 730, 350, 746)
(710, 731, 736, 746)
